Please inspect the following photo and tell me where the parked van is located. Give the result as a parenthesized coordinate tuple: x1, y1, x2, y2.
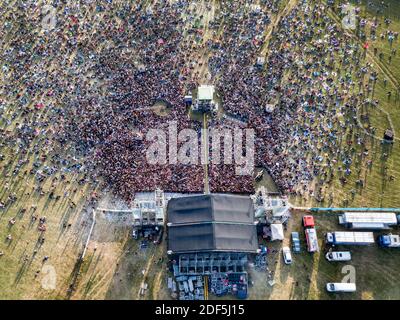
(325, 251, 351, 262)
(282, 247, 292, 265)
(326, 283, 356, 293)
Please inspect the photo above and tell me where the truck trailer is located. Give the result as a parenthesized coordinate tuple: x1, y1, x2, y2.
(326, 232, 375, 246)
(378, 234, 400, 248)
(303, 215, 319, 252)
(338, 212, 399, 230)
(305, 228, 319, 252)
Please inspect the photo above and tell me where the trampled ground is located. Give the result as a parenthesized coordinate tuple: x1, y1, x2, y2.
(1, 0, 400, 300)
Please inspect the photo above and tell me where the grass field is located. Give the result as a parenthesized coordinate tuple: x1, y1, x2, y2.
(248, 210, 400, 300)
(1, 0, 400, 300)
(290, 0, 400, 209)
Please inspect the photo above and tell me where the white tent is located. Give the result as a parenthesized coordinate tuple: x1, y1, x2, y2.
(198, 85, 215, 101)
(271, 223, 284, 241)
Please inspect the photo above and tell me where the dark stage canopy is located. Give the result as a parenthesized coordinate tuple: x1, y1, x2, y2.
(167, 194, 257, 254)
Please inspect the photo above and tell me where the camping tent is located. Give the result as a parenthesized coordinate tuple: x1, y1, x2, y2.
(270, 223, 284, 241)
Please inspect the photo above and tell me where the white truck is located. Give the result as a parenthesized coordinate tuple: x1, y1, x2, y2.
(338, 212, 399, 230)
(325, 251, 352, 262)
(326, 231, 375, 246)
(305, 228, 319, 252)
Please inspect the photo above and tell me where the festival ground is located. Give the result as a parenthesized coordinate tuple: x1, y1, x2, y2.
(1, 0, 400, 299)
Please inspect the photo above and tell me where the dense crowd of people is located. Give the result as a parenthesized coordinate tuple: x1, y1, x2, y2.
(207, 0, 399, 198)
(64, 1, 206, 198)
(0, 0, 398, 203)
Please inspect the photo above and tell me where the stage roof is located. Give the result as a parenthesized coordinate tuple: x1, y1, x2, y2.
(167, 194, 257, 254)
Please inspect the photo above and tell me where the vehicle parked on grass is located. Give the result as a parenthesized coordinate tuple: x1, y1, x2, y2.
(325, 251, 351, 262)
(303, 215, 319, 253)
(291, 232, 301, 253)
(153, 226, 164, 245)
(282, 247, 292, 265)
(326, 231, 375, 246)
(326, 282, 356, 293)
(305, 228, 319, 252)
(378, 234, 400, 248)
(338, 212, 398, 230)
(303, 215, 315, 228)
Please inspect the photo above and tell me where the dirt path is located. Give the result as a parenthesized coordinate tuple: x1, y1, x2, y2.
(203, 113, 209, 194)
(260, 0, 299, 56)
(197, 0, 217, 82)
(152, 269, 164, 300)
(136, 250, 156, 299)
(186, 0, 218, 83)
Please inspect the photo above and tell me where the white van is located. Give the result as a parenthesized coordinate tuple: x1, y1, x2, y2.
(326, 283, 356, 293)
(325, 251, 351, 262)
(282, 247, 292, 265)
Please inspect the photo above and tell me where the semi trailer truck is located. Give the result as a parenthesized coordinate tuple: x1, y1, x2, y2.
(326, 232, 375, 246)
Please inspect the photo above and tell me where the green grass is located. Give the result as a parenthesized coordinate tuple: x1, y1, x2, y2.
(248, 211, 400, 300)
(287, 0, 400, 209)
